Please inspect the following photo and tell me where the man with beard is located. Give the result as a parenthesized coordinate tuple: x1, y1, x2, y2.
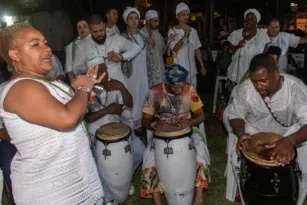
(73, 14, 141, 85)
(141, 10, 170, 83)
(105, 8, 120, 37)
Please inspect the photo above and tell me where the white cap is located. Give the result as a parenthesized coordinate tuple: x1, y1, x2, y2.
(123, 7, 140, 24)
(176, 2, 190, 16)
(145, 10, 159, 20)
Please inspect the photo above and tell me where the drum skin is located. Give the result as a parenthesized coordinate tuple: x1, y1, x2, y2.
(154, 134, 196, 205)
(240, 151, 299, 205)
(95, 128, 133, 202)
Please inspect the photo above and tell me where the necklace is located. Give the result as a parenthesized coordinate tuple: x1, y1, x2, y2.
(128, 29, 146, 50)
(13, 70, 92, 143)
(164, 84, 183, 123)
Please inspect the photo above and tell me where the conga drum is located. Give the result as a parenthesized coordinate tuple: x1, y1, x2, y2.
(240, 132, 301, 205)
(154, 125, 196, 205)
(95, 122, 134, 202)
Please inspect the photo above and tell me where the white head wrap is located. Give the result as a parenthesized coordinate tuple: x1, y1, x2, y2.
(123, 7, 140, 24)
(176, 2, 190, 16)
(244, 8, 261, 23)
(145, 10, 159, 20)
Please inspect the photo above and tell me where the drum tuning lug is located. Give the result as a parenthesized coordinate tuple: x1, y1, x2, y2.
(237, 156, 241, 163)
(102, 149, 111, 160)
(189, 141, 196, 151)
(164, 141, 173, 158)
(270, 173, 281, 194)
(125, 144, 132, 154)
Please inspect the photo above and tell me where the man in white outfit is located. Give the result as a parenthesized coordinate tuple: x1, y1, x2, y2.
(141, 10, 167, 83)
(105, 8, 120, 37)
(267, 17, 307, 72)
(168, 2, 206, 88)
(228, 53, 307, 204)
(73, 14, 141, 85)
(85, 66, 145, 205)
(65, 18, 90, 83)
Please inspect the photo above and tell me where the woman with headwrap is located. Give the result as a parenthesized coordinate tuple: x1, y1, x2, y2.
(227, 8, 270, 84)
(122, 7, 149, 132)
(141, 64, 210, 205)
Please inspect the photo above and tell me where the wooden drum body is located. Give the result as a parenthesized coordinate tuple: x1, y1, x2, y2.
(240, 132, 301, 205)
(95, 122, 134, 202)
(153, 126, 196, 205)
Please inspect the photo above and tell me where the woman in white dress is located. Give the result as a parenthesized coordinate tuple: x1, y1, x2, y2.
(0, 23, 105, 205)
(227, 9, 270, 83)
(122, 8, 149, 131)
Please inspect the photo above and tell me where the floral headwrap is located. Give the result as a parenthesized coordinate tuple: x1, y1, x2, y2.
(165, 64, 188, 85)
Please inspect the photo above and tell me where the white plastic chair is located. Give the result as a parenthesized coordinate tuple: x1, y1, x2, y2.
(212, 76, 228, 113)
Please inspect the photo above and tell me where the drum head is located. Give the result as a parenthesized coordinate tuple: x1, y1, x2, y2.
(242, 132, 295, 167)
(96, 122, 130, 141)
(154, 124, 191, 138)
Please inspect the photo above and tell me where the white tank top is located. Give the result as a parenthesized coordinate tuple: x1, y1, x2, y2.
(0, 78, 104, 205)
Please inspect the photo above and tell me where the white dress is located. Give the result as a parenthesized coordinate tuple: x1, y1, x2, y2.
(227, 28, 270, 83)
(0, 78, 104, 205)
(125, 32, 149, 129)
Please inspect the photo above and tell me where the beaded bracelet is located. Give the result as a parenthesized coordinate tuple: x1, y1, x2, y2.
(237, 131, 246, 138)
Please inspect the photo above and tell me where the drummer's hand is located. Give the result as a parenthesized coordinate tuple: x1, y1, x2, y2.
(236, 134, 251, 155)
(154, 121, 165, 129)
(176, 119, 193, 128)
(267, 137, 294, 166)
(106, 103, 123, 115)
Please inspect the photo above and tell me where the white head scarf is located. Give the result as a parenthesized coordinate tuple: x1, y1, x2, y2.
(244, 8, 261, 23)
(145, 10, 159, 20)
(176, 2, 190, 16)
(123, 7, 140, 24)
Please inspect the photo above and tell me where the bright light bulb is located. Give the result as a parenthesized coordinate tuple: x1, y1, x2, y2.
(4, 16, 13, 26)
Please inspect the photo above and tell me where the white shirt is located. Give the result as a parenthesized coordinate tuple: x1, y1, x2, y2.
(227, 29, 270, 83)
(228, 74, 307, 172)
(267, 32, 300, 70)
(46, 54, 65, 79)
(106, 25, 120, 37)
(228, 74, 307, 136)
(87, 89, 133, 137)
(73, 34, 141, 85)
(168, 27, 201, 76)
(65, 35, 90, 73)
(141, 26, 165, 82)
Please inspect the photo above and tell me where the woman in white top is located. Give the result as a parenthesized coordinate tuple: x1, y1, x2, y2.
(122, 8, 149, 131)
(0, 23, 105, 205)
(227, 8, 270, 83)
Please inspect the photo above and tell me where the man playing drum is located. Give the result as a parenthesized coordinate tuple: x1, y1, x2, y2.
(228, 53, 307, 203)
(141, 64, 210, 205)
(85, 66, 145, 205)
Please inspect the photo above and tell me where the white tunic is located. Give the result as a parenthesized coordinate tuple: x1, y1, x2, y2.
(228, 74, 307, 172)
(65, 35, 90, 74)
(0, 78, 104, 205)
(267, 32, 300, 70)
(141, 27, 165, 82)
(106, 25, 120, 37)
(168, 27, 201, 78)
(125, 32, 149, 127)
(73, 34, 141, 85)
(46, 54, 65, 79)
(227, 28, 270, 83)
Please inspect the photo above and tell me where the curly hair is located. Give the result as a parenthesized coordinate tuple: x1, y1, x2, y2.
(0, 23, 33, 68)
